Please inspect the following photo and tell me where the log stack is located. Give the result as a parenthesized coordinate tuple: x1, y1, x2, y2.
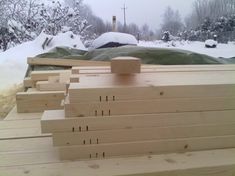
(41, 57, 235, 160)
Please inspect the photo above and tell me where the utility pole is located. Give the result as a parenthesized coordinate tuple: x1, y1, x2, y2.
(121, 4, 127, 32)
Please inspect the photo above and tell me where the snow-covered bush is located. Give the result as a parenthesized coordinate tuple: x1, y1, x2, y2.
(181, 14, 235, 43)
(0, 0, 91, 51)
(205, 39, 218, 48)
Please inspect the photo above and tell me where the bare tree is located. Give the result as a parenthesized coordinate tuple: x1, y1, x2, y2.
(161, 6, 183, 36)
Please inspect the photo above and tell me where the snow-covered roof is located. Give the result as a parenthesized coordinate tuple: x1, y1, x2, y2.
(91, 32, 138, 49)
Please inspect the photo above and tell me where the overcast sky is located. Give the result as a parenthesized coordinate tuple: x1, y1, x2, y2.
(84, 0, 195, 30)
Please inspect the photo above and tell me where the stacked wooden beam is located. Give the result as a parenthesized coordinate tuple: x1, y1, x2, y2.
(17, 70, 71, 113)
(18, 58, 110, 114)
(41, 57, 235, 160)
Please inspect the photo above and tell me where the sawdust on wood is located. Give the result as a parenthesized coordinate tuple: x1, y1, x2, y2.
(0, 84, 23, 119)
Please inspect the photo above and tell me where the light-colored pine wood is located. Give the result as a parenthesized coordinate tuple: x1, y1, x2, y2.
(4, 107, 42, 120)
(52, 123, 235, 146)
(59, 135, 235, 160)
(28, 57, 110, 67)
(69, 84, 235, 103)
(71, 64, 235, 75)
(0, 119, 40, 130)
(16, 91, 65, 101)
(64, 97, 235, 117)
(41, 110, 235, 133)
(111, 57, 141, 74)
(0, 137, 53, 152)
(70, 75, 80, 83)
(36, 81, 68, 91)
(59, 72, 71, 83)
(23, 77, 35, 88)
(30, 70, 71, 81)
(16, 91, 64, 113)
(0, 148, 234, 176)
(17, 100, 63, 113)
(48, 76, 60, 83)
(70, 70, 235, 89)
(71, 66, 110, 74)
(0, 127, 50, 140)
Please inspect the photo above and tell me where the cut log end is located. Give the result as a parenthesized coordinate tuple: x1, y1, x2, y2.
(111, 57, 141, 74)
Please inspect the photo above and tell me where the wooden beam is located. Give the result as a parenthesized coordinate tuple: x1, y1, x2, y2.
(52, 123, 235, 146)
(23, 77, 35, 88)
(41, 110, 235, 133)
(4, 107, 42, 120)
(64, 97, 235, 117)
(48, 76, 60, 83)
(111, 57, 141, 74)
(0, 137, 53, 153)
(69, 84, 235, 103)
(70, 75, 80, 83)
(0, 119, 40, 130)
(16, 91, 64, 113)
(30, 70, 71, 81)
(70, 70, 235, 88)
(0, 127, 50, 140)
(0, 140, 235, 176)
(16, 91, 65, 101)
(28, 57, 110, 67)
(59, 135, 235, 160)
(71, 64, 235, 75)
(36, 81, 68, 91)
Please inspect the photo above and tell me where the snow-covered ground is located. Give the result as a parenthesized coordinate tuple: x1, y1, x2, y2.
(138, 40, 235, 58)
(0, 35, 235, 90)
(0, 31, 85, 90)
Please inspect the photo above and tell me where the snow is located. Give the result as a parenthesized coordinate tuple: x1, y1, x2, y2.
(205, 39, 218, 47)
(138, 40, 235, 58)
(1, 32, 235, 91)
(0, 31, 86, 90)
(91, 32, 138, 49)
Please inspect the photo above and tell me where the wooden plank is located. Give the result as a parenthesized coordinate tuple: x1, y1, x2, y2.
(16, 91, 65, 101)
(48, 76, 60, 83)
(30, 70, 71, 81)
(5, 107, 42, 120)
(36, 81, 67, 91)
(52, 123, 235, 146)
(41, 110, 235, 133)
(59, 135, 235, 160)
(71, 66, 110, 74)
(27, 88, 37, 92)
(72, 64, 235, 75)
(0, 148, 235, 176)
(75, 67, 235, 75)
(111, 57, 141, 74)
(16, 91, 64, 113)
(70, 75, 80, 83)
(59, 72, 71, 83)
(64, 97, 235, 117)
(23, 77, 35, 88)
(69, 84, 235, 103)
(0, 119, 40, 130)
(0, 149, 58, 167)
(28, 57, 110, 67)
(73, 70, 235, 87)
(0, 127, 50, 140)
(70, 71, 235, 88)
(0, 137, 53, 152)
(17, 100, 63, 113)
